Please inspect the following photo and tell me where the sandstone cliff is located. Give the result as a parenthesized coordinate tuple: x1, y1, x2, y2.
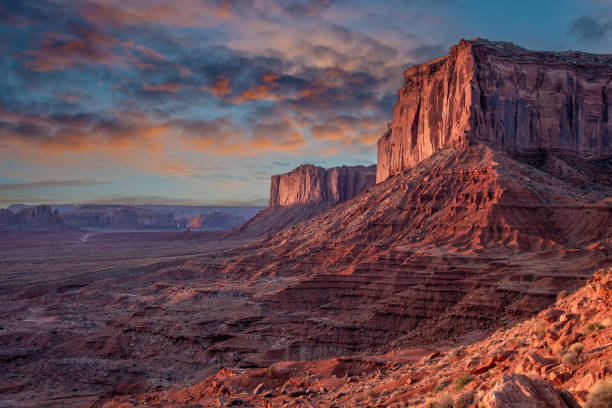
(232, 164, 375, 237)
(270, 164, 376, 207)
(378, 38, 612, 182)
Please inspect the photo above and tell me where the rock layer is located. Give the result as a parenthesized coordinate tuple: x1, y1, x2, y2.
(270, 164, 376, 207)
(378, 38, 612, 182)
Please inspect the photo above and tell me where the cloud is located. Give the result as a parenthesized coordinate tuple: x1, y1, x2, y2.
(23, 22, 121, 71)
(569, 16, 612, 40)
(310, 114, 387, 149)
(0, 179, 108, 191)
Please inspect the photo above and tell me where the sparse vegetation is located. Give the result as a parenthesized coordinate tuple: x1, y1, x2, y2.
(265, 365, 275, 378)
(436, 394, 454, 408)
(568, 342, 584, 355)
(454, 390, 475, 408)
(561, 351, 579, 365)
(534, 324, 546, 339)
(367, 388, 378, 399)
(434, 381, 449, 392)
(584, 322, 606, 335)
(585, 379, 612, 408)
(556, 290, 569, 300)
(455, 373, 474, 391)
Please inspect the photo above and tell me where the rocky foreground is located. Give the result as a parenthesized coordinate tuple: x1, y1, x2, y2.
(94, 269, 612, 407)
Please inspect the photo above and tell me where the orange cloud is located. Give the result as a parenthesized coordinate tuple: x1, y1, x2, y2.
(310, 115, 386, 147)
(24, 25, 120, 72)
(205, 76, 231, 96)
(236, 84, 277, 102)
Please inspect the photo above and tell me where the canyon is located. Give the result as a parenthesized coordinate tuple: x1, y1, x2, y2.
(1, 39, 612, 408)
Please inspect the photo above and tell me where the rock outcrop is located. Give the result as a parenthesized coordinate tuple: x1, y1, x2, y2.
(232, 164, 376, 237)
(270, 164, 376, 207)
(378, 38, 612, 182)
(0, 205, 63, 227)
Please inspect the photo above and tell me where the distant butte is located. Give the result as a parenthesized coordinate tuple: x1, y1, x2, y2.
(232, 164, 376, 236)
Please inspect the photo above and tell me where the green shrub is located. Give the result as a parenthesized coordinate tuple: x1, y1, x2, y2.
(584, 322, 605, 335)
(455, 373, 474, 391)
(585, 379, 612, 408)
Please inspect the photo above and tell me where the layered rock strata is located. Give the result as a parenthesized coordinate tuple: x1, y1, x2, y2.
(270, 164, 376, 207)
(378, 38, 612, 182)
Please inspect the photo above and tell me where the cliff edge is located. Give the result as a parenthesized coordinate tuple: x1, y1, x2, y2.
(270, 164, 376, 207)
(378, 38, 612, 182)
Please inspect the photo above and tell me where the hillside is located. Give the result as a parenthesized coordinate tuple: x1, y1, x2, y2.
(97, 269, 612, 407)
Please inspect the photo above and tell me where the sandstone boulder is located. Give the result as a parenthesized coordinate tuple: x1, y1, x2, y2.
(483, 374, 580, 408)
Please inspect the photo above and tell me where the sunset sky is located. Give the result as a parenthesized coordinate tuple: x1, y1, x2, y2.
(1, 0, 612, 206)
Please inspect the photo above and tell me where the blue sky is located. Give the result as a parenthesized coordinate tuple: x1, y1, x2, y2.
(1, 0, 611, 206)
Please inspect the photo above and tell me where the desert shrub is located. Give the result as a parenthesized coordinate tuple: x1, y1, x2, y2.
(562, 351, 579, 365)
(425, 394, 453, 408)
(568, 342, 584, 355)
(585, 379, 612, 408)
(556, 290, 569, 300)
(434, 381, 449, 392)
(437, 394, 454, 408)
(584, 322, 606, 335)
(534, 324, 546, 339)
(454, 390, 475, 408)
(367, 388, 378, 399)
(455, 373, 474, 391)
(265, 365, 275, 378)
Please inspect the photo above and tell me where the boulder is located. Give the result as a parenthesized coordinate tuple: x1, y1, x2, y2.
(483, 374, 580, 408)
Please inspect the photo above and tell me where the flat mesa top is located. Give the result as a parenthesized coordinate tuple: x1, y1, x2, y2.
(469, 37, 612, 66)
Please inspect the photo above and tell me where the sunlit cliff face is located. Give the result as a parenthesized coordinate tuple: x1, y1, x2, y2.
(0, 0, 609, 206)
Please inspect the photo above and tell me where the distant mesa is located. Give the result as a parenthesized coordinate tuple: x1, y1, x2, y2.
(378, 38, 612, 182)
(2, 204, 263, 231)
(233, 164, 376, 236)
(0, 205, 63, 228)
(61, 204, 177, 229)
(269, 164, 376, 207)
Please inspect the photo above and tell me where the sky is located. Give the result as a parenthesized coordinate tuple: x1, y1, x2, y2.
(1, 0, 612, 207)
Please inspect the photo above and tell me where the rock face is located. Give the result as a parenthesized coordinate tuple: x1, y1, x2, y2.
(377, 38, 612, 182)
(270, 164, 376, 207)
(62, 205, 176, 229)
(0, 205, 63, 227)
